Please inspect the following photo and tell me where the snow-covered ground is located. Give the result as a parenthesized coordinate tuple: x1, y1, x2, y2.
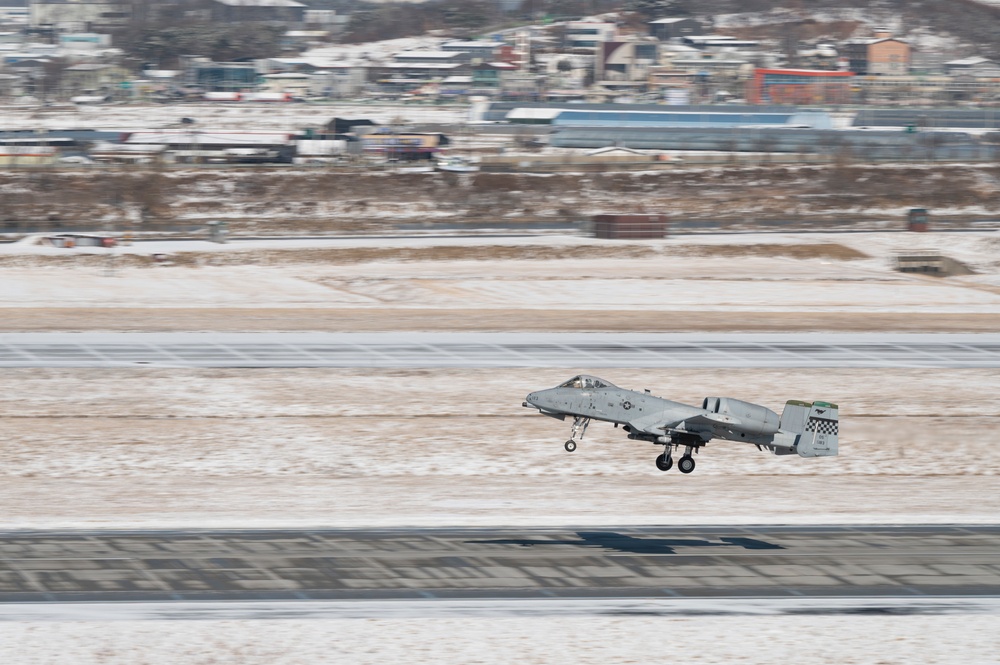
(1, 232, 998, 313)
(1, 365, 998, 528)
(1, 182, 998, 665)
(2, 610, 998, 665)
(0, 100, 469, 132)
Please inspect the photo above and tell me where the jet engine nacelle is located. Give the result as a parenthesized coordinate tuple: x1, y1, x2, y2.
(702, 397, 779, 436)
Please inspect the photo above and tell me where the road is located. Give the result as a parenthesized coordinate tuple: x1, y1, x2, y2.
(1, 332, 999, 368)
(0, 525, 997, 603)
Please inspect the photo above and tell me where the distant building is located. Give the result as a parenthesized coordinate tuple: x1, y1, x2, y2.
(472, 61, 516, 90)
(182, 57, 260, 91)
(668, 52, 750, 77)
(281, 30, 329, 50)
(58, 32, 111, 50)
(62, 62, 130, 95)
(945, 56, 1000, 78)
(441, 41, 498, 63)
(208, 0, 306, 24)
(261, 71, 309, 96)
(311, 66, 366, 98)
(748, 68, 854, 105)
(842, 33, 911, 75)
(501, 72, 543, 100)
(565, 21, 615, 49)
(0, 0, 28, 24)
(122, 130, 296, 164)
(378, 61, 467, 86)
(648, 17, 703, 41)
(360, 129, 448, 161)
(393, 50, 472, 65)
(682, 35, 759, 50)
(302, 9, 348, 33)
(438, 75, 471, 96)
(29, 0, 133, 31)
(0, 73, 22, 98)
(598, 41, 658, 82)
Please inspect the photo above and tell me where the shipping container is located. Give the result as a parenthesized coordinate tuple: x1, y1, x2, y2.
(908, 208, 929, 232)
(593, 214, 668, 239)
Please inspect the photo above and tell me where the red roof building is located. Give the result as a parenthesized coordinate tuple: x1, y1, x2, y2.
(749, 68, 855, 105)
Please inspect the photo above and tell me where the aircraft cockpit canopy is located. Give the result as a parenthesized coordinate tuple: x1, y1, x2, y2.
(558, 375, 614, 390)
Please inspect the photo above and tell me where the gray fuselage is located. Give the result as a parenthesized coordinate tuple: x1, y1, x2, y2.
(525, 379, 784, 447)
(527, 385, 696, 429)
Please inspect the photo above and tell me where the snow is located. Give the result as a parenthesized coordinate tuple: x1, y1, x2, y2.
(2, 22, 999, 665)
(0, 114, 995, 665)
(1, 365, 998, 529)
(1, 232, 998, 313)
(715, 8, 880, 30)
(0, 100, 468, 132)
(303, 36, 449, 67)
(0, 230, 998, 527)
(6, 597, 1000, 622)
(713, 8, 973, 54)
(0, 605, 997, 665)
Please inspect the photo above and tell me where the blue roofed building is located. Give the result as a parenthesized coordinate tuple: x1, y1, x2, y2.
(549, 109, 833, 129)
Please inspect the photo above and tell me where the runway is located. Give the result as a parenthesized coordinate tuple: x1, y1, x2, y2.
(1, 525, 998, 603)
(1, 332, 999, 368)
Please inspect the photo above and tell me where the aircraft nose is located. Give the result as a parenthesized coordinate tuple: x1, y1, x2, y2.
(524, 392, 538, 407)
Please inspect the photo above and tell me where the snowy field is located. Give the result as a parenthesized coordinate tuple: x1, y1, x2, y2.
(0, 99, 469, 132)
(0, 230, 997, 529)
(2, 610, 998, 665)
(1, 229, 998, 664)
(1, 366, 998, 528)
(1, 232, 998, 315)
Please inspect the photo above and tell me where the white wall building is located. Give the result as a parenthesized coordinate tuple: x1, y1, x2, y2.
(30, 0, 132, 31)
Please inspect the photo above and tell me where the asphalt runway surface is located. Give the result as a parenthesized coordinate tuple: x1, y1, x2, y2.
(1, 332, 998, 368)
(1, 526, 998, 603)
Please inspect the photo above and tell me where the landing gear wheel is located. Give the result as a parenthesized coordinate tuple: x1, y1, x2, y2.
(564, 440, 577, 453)
(655, 453, 673, 471)
(678, 455, 696, 474)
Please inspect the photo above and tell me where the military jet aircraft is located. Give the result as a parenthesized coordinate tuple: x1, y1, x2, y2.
(523, 374, 838, 474)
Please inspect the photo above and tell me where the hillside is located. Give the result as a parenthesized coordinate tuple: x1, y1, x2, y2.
(3, 163, 999, 235)
(665, 0, 1000, 58)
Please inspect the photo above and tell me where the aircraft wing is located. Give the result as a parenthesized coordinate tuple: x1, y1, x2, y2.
(631, 412, 740, 435)
(665, 412, 742, 430)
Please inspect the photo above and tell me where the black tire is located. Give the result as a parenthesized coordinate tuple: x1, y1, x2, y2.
(678, 455, 696, 474)
(655, 453, 673, 471)
(564, 440, 577, 453)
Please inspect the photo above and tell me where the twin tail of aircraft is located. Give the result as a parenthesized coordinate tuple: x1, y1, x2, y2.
(523, 375, 838, 474)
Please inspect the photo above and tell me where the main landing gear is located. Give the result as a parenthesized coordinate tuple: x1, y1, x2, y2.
(563, 417, 590, 453)
(655, 445, 697, 474)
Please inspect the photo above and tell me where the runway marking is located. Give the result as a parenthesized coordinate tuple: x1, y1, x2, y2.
(1, 526, 999, 603)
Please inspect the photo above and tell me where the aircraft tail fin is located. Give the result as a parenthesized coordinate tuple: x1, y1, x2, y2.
(798, 402, 840, 457)
(782, 401, 839, 457)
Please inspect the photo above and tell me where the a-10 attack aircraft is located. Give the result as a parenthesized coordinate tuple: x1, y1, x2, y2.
(523, 375, 838, 474)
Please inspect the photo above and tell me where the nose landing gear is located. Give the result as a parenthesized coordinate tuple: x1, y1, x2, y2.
(563, 417, 590, 453)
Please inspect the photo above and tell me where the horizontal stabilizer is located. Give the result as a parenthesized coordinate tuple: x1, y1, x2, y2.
(780, 400, 811, 435)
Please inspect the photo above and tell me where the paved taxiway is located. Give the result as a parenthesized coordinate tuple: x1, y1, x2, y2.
(1, 332, 998, 368)
(1, 526, 998, 603)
